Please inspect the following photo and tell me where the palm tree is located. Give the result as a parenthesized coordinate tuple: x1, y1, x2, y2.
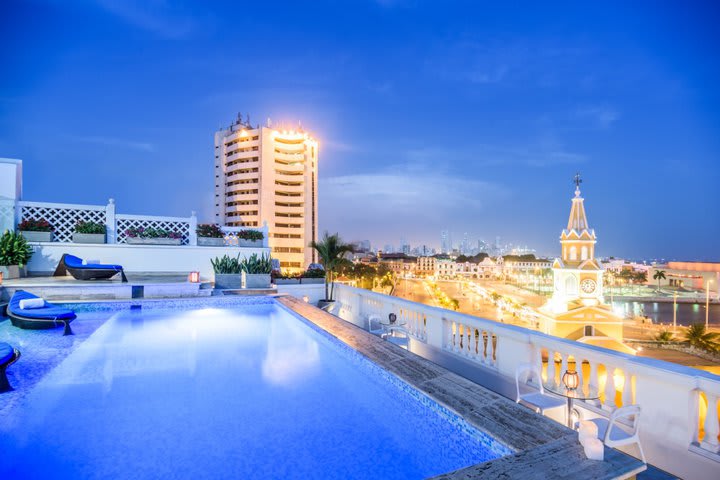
(653, 269, 666, 292)
(449, 298, 460, 311)
(309, 232, 354, 302)
(683, 323, 720, 353)
(655, 330, 674, 343)
(379, 272, 396, 295)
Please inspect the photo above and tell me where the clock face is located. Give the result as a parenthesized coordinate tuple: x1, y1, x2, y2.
(580, 279, 597, 294)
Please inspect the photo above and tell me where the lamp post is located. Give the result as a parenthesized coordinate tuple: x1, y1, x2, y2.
(706, 279, 713, 329)
(673, 291, 677, 333)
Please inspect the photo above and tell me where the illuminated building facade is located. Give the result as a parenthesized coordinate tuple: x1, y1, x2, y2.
(214, 116, 318, 271)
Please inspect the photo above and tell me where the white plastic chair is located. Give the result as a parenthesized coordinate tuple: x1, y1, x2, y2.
(515, 364, 565, 415)
(587, 405, 646, 463)
(382, 325, 410, 348)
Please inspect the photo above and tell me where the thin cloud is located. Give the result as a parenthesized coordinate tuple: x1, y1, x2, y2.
(575, 106, 620, 129)
(68, 135, 155, 152)
(403, 143, 586, 168)
(93, 0, 202, 38)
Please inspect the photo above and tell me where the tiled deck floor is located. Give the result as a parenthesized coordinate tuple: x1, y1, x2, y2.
(278, 296, 649, 480)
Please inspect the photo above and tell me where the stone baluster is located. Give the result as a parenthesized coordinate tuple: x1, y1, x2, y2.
(487, 332, 495, 366)
(604, 365, 617, 409)
(547, 349, 556, 384)
(622, 369, 633, 407)
(560, 353, 569, 377)
(589, 361, 599, 390)
(701, 392, 720, 453)
(576, 356, 585, 388)
(446, 320, 454, 350)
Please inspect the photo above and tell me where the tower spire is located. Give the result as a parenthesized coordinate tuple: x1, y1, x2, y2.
(566, 173, 589, 231)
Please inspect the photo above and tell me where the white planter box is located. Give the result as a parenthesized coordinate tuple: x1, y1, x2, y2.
(20, 231, 53, 242)
(0, 265, 26, 279)
(301, 278, 325, 284)
(238, 239, 263, 248)
(242, 272, 271, 289)
(73, 233, 106, 244)
(198, 237, 225, 247)
(126, 237, 182, 246)
(274, 278, 301, 285)
(214, 274, 242, 290)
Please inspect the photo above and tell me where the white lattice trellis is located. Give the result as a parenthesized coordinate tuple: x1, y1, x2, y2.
(19, 202, 106, 243)
(116, 215, 190, 245)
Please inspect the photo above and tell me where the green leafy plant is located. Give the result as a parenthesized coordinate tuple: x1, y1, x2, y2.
(655, 329, 674, 343)
(211, 254, 243, 274)
(126, 227, 182, 239)
(302, 268, 326, 278)
(310, 232, 354, 301)
(75, 221, 106, 234)
(683, 323, 719, 353)
(237, 230, 264, 241)
(240, 253, 273, 274)
(653, 269, 666, 291)
(18, 218, 54, 232)
(197, 224, 224, 238)
(0, 230, 33, 266)
(211, 253, 273, 274)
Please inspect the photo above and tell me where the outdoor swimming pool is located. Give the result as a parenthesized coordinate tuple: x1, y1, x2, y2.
(0, 299, 509, 479)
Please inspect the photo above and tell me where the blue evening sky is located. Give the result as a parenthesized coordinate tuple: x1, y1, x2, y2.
(1, 1, 718, 260)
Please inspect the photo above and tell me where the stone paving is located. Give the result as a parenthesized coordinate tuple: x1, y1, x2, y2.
(278, 296, 649, 480)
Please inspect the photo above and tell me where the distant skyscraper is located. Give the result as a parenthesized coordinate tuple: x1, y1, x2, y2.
(214, 114, 318, 271)
(400, 237, 410, 254)
(440, 229, 451, 254)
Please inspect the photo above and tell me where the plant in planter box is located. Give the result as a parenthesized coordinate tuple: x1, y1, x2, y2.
(197, 224, 225, 246)
(0, 230, 33, 279)
(18, 218, 54, 242)
(126, 227, 183, 245)
(237, 229, 264, 247)
(300, 266, 326, 284)
(73, 221, 107, 244)
(240, 253, 273, 288)
(211, 253, 243, 289)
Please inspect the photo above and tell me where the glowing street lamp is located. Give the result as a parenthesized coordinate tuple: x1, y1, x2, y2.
(706, 279, 713, 329)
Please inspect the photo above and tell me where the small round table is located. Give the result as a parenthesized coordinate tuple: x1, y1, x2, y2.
(542, 382, 600, 428)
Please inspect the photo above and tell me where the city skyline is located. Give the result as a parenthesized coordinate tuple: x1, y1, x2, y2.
(1, 1, 719, 260)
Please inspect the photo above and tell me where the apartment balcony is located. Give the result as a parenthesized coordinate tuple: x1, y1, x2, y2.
(274, 205, 305, 215)
(272, 225, 304, 235)
(274, 183, 305, 194)
(226, 170, 259, 182)
(275, 152, 305, 162)
(226, 191, 259, 201)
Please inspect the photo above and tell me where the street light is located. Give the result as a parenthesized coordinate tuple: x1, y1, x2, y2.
(706, 279, 713, 329)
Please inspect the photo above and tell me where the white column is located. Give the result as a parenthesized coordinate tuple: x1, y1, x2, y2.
(622, 370, 633, 407)
(105, 198, 116, 244)
(701, 393, 720, 453)
(604, 366, 617, 409)
(188, 211, 198, 246)
(547, 349, 556, 384)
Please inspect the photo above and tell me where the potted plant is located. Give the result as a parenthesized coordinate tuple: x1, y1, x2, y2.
(211, 254, 243, 289)
(125, 227, 183, 245)
(241, 253, 273, 288)
(237, 229, 264, 247)
(18, 219, 54, 242)
(273, 272, 301, 285)
(0, 230, 33, 279)
(197, 224, 225, 247)
(300, 266, 326, 284)
(310, 232, 354, 308)
(73, 221, 107, 244)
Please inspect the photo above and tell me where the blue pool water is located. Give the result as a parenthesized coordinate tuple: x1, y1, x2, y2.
(0, 300, 508, 479)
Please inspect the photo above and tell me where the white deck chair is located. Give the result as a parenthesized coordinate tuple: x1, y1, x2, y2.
(515, 364, 565, 416)
(586, 405, 646, 463)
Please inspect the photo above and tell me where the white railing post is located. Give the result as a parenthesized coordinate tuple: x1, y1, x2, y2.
(189, 211, 198, 246)
(604, 365, 617, 409)
(701, 392, 720, 453)
(106, 198, 116, 244)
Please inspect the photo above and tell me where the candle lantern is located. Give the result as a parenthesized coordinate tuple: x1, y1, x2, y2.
(188, 271, 200, 283)
(562, 369, 579, 390)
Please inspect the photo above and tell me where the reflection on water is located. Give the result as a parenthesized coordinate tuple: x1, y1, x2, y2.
(262, 311, 320, 386)
(612, 300, 720, 326)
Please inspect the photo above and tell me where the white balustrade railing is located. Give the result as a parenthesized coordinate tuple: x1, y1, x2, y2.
(333, 284, 720, 477)
(13, 199, 269, 248)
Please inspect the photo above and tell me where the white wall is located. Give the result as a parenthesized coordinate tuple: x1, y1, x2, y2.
(276, 283, 325, 304)
(27, 243, 270, 280)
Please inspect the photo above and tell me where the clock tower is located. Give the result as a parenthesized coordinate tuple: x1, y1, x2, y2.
(547, 174, 604, 314)
(539, 175, 628, 349)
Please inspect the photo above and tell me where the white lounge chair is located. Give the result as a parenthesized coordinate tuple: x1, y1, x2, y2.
(515, 364, 566, 416)
(586, 405, 646, 463)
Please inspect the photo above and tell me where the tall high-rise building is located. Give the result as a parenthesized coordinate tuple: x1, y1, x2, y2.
(440, 229, 451, 254)
(214, 115, 318, 271)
